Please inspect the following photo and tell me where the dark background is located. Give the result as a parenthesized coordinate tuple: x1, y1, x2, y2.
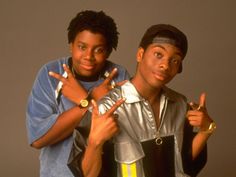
(0, 0, 235, 176)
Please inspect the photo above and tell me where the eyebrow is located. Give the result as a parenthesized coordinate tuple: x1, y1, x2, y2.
(152, 44, 183, 57)
(76, 41, 106, 48)
(153, 44, 166, 50)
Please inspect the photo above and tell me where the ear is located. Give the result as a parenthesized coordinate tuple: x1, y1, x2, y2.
(69, 43, 73, 53)
(136, 47, 144, 62)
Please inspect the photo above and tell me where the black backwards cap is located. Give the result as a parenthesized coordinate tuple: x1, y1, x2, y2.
(139, 24, 188, 73)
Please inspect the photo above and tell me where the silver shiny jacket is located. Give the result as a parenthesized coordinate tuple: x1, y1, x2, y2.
(98, 81, 190, 177)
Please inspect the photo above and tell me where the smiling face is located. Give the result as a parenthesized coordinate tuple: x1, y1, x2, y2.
(134, 42, 183, 89)
(70, 30, 108, 78)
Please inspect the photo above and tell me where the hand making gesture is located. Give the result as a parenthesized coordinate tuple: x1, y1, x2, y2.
(91, 68, 127, 101)
(49, 65, 127, 105)
(187, 93, 215, 132)
(88, 98, 125, 148)
(49, 64, 87, 105)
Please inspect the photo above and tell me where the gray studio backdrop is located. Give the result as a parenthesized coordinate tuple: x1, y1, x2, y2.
(0, 0, 235, 176)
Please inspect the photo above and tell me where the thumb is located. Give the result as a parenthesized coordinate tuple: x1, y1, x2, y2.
(199, 92, 206, 108)
(91, 99, 99, 119)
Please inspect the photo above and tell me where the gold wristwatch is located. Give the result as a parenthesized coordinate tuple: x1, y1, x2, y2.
(78, 93, 92, 108)
(202, 121, 216, 134)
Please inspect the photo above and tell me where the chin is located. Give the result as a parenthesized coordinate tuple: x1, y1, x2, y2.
(80, 70, 95, 76)
(156, 78, 171, 87)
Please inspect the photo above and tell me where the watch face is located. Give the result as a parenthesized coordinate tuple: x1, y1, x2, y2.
(80, 99, 89, 108)
(205, 122, 216, 134)
(209, 122, 216, 130)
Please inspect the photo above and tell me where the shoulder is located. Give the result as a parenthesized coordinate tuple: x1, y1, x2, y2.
(100, 86, 122, 103)
(41, 57, 69, 72)
(163, 87, 189, 119)
(31, 57, 69, 89)
(98, 87, 123, 113)
(163, 86, 187, 103)
(36, 57, 69, 78)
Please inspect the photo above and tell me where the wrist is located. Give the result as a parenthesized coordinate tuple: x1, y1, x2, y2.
(87, 136, 104, 152)
(77, 91, 92, 108)
(200, 121, 216, 134)
(90, 89, 100, 101)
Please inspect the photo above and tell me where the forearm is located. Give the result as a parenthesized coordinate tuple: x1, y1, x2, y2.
(192, 132, 211, 160)
(79, 98, 122, 177)
(31, 106, 87, 148)
(81, 141, 103, 177)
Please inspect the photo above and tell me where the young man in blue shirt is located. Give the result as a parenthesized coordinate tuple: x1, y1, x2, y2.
(26, 10, 130, 177)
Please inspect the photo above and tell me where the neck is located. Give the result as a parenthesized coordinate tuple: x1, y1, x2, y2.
(72, 67, 100, 82)
(131, 76, 162, 104)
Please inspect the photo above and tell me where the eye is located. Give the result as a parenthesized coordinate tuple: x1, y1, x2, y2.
(154, 52, 163, 59)
(77, 44, 86, 51)
(94, 47, 106, 54)
(171, 58, 181, 65)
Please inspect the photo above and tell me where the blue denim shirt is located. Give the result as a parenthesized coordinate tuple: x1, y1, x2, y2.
(26, 56, 130, 177)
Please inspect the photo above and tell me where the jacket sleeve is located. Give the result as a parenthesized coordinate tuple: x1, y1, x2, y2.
(182, 120, 207, 177)
(67, 128, 86, 177)
(67, 111, 92, 177)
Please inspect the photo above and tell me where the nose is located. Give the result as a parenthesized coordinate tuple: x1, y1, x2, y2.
(159, 59, 169, 71)
(84, 49, 95, 61)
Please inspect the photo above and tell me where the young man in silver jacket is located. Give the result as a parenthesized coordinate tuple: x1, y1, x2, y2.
(68, 24, 216, 177)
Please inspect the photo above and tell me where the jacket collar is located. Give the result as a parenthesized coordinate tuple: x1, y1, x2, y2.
(121, 81, 178, 104)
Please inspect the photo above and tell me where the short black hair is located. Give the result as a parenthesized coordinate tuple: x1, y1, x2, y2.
(67, 10, 119, 56)
(139, 24, 188, 72)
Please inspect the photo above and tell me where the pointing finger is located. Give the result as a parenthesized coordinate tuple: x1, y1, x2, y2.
(91, 99, 99, 118)
(199, 92, 206, 108)
(49, 71, 67, 82)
